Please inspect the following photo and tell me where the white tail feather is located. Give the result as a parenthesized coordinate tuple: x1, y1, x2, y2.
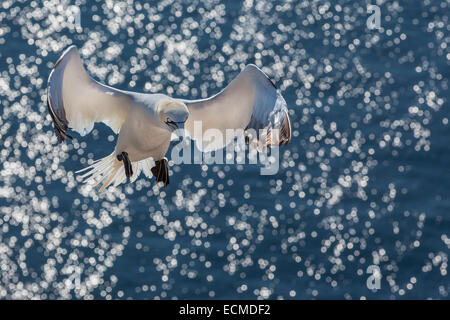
(78, 152, 156, 191)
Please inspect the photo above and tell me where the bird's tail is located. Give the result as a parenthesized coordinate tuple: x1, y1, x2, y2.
(76, 152, 155, 191)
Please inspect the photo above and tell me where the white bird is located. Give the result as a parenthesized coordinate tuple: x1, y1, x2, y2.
(46, 45, 291, 191)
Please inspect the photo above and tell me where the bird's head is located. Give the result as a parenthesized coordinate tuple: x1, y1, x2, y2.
(157, 100, 189, 134)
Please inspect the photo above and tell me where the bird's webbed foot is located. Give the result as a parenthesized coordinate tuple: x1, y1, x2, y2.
(151, 158, 169, 187)
(117, 151, 133, 181)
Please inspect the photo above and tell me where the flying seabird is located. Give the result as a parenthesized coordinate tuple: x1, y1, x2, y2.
(46, 45, 291, 190)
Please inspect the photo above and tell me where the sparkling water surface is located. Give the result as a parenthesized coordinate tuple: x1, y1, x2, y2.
(0, 0, 448, 299)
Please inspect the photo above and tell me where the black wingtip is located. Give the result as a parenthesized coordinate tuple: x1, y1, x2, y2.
(279, 109, 291, 145)
(245, 64, 277, 89)
(46, 96, 72, 143)
(266, 110, 291, 146)
(46, 47, 76, 144)
(266, 76, 277, 89)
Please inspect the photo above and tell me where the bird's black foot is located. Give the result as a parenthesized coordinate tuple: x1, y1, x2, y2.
(117, 151, 133, 180)
(151, 158, 169, 187)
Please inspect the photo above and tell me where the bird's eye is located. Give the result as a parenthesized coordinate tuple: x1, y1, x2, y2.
(165, 118, 178, 129)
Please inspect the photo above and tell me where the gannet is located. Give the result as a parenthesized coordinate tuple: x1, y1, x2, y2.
(46, 45, 291, 190)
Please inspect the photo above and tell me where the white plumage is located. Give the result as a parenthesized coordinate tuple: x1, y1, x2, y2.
(46, 45, 291, 190)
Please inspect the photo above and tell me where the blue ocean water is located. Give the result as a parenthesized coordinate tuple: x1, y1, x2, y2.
(0, 0, 448, 299)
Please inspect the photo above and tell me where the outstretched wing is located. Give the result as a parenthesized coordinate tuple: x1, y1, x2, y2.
(183, 64, 291, 152)
(46, 45, 132, 142)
